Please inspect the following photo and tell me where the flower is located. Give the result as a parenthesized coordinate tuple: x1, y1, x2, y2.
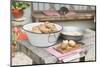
(12, 27, 21, 34)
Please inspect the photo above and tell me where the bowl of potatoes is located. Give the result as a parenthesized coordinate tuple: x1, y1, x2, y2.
(23, 21, 63, 47)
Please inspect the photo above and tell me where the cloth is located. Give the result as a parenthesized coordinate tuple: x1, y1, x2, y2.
(46, 47, 85, 61)
(43, 9, 60, 16)
(46, 29, 95, 62)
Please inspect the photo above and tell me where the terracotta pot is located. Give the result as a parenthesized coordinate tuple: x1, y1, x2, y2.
(12, 9, 24, 18)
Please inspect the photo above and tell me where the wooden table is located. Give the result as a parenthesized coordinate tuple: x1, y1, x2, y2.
(17, 40, 86, 64)
(16, 29, 95, 64)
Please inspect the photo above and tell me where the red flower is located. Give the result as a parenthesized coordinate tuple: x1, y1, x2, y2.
(12, 27, 21, 34)
(12, 27, 28, 40)
(17, 32, 28, 40)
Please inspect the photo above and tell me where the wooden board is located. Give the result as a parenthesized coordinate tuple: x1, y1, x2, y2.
(53, 42, 84, 54)
(32, 10, 95, 21)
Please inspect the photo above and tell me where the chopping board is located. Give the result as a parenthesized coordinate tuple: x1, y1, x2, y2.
(53, 42, 84, 54)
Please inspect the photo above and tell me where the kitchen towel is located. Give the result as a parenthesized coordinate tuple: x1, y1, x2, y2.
(46, 46, 85, 61)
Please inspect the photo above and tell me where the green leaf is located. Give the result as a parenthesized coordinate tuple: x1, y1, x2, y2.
(12, 2, 30, 9)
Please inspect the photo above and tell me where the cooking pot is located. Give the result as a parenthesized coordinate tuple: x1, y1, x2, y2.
(58, 7, 69, 15)
(23, 23, 62, 47)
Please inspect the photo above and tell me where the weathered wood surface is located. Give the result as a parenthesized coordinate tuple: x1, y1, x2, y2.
(17, 40, 58, 64)
(16, 29, 95, 64)
(32, 11, 95, 21)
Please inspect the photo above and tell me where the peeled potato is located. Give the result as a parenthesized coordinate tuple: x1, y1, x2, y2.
(68, 40, 76, 47)
(44, 21, 58, 32)
(32, 26, 41, 33)
(60, 40, 68, 50)
(39, 24, 51, 33)
(32, 21, 58, 33)
(62, 40, 68, 45)
(66, 45, 72, 50)
(44, 21, 52, 28)
(60, 43, 67, 50)
(51, 25, 58, 32)
(42, 28, 51, 33)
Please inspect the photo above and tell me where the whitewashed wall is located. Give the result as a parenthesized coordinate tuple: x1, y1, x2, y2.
(32, 2, 95, 11)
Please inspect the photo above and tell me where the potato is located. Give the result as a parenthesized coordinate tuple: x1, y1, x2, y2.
(68, 40, 76, 47)
(66, 45, 72, 50)
(39, 24, 51, 33)
(51, 25, 58, 32)
(44, 21, 58, 32)
(62, 40, 69, 45)
(60, 40, 68, 50)
(44, 21, 51, 28)
(41, 28, 51, 33)
(60, 43, 67, 50)
(32, 21, 58, 33)
(32, 26, 41, 33)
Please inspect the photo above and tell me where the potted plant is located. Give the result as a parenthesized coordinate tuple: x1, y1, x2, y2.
(12, 2, 30, 18)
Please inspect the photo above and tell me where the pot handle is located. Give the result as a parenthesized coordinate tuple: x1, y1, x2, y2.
(48, 33, 57, 43)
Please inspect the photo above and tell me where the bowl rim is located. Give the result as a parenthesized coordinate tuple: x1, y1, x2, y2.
(61, 26, 84, 36)
(61, 32, 83, 36)
(62, 26, 84, 30)
(22, 23, 63, 34)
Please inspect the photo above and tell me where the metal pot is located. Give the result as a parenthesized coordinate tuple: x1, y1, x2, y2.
(58, 7, 69, 15)
(61, 26, 85, 41)
(22, 23, 62, 47)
